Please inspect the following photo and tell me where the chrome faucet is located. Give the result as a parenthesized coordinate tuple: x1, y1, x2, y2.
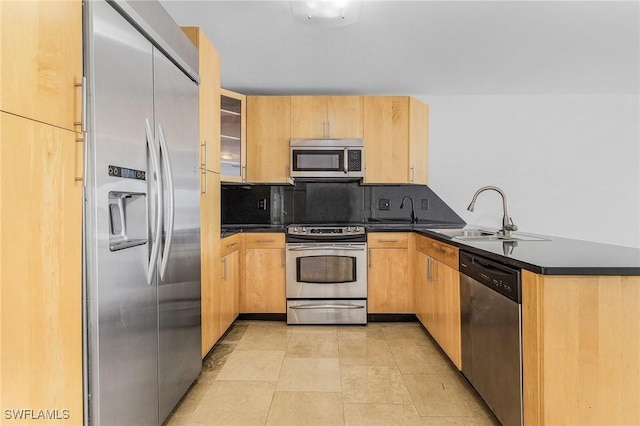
(400, 196, 417, 223)
(467, 186, 518, 236)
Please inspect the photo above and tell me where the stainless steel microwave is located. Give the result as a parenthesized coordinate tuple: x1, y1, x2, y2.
(290, 138, 364, 179)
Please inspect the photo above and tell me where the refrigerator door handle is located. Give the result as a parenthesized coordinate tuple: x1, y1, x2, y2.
(158, 124, 175, 280)
(146, 118, 162, 285)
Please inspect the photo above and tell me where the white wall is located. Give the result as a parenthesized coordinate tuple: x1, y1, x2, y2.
(418, 94, 640, 248)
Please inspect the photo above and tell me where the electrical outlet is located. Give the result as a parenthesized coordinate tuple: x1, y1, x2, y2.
(258, 198, 268, 210)
(378, 199, 391, 210)
(421, 199, 429, 210)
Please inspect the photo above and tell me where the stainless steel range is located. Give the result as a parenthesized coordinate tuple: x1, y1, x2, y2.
(286, 225, 367, 324)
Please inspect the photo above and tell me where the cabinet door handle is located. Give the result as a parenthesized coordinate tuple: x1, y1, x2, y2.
(281, 249, 285, 267)
(368, 249, 371, 267)
(241, 164, 246, 182)
(74, 77, 86, 132)
(426, 258, 432, 282)
(410, 165, 415, 183)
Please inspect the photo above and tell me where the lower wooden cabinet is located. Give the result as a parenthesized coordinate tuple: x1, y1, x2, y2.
(368, 233, 412, 313)
(242, 233, 286, 313)
(201, 171, 221, 357)
(522, 271, 640, 425)
(0, 112, 83, 422)
(220, 247, 239, 332)
(414, 235, 461, 369)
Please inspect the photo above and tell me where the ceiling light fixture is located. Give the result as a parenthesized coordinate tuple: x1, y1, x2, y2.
(291, 0, 362, 27)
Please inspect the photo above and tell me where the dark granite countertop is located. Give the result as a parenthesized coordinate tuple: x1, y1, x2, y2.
(221, 223, 640, 275)
(415, 227, 640, 276)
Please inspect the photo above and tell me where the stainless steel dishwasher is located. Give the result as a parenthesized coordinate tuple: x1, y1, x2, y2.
(459, 251, 522, 426)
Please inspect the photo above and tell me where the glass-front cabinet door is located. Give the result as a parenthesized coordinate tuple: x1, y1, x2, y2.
(220, 89, 246, 182)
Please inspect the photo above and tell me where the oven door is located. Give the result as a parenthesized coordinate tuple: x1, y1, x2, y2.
(286, 243, 367, 299)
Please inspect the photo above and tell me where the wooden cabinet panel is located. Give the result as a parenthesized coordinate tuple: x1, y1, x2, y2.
(244, 232, 285, 249)
(368, 232, 409, 249)
(414, 250, 431, 327)
(432, 260, 461, 369)
(0, 0, 82, 131)
(220, 250, 239, 333)
(409, 98, 429, 185)
(363, 96, 410, 183)
(200, 171, 220, 357)
(243, 233, 285, 313)
(522, 271, 640, 425)
(182, 27, 221, 174)
(416, 235, 458, 270)
(291, 96, 326, 138)
(326, 96, 363, 138)
(368, 247, 412, 313)
(246, 96, 291, 183)
(291, 96, 363, 138)
(363, 96, 429, 184)
(1, 112, 83, 422)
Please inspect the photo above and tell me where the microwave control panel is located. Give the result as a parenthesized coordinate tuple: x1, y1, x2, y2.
(348, 150, 362, 171)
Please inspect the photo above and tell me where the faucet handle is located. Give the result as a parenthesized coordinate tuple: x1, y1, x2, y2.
(505, 218, 518, 232)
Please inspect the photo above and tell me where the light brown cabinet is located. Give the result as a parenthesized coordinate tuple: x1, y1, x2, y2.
(182, 27, 223, 357)
(368, 233, 413, 313)
(522, 271, 640, 425)
(221, 89, 246, 182)
(200, 171, 221, 357)
(220, 239, 240, 334)
(363, 96, 429, 184)
(1, 112, 83, 422)
(242, 233, 286, 313)
(291, 96, 363, 138)
(0, 0, 82, 131)
(246, 96, 291, 183)
(415, 235, 461, 369)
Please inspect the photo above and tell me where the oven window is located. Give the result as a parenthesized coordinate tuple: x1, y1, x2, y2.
(296, 255, 356, 283)
(292, 150, 343, 171)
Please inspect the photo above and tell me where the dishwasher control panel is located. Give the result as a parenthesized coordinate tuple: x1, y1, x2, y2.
(459, 251, 521, 303)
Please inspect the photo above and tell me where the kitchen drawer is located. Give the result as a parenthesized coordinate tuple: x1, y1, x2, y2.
(220, 234, 241, 257)
(244, 232, 285, 249)
(416, 235, 458, 270)
(368, 232, 409, 248)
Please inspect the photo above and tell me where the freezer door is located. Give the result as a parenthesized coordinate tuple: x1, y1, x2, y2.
(87, 1, 159, 425)
(153, 49, 201, 423)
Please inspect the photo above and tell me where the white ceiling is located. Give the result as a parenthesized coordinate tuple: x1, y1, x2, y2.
(161, 0, 639, 96)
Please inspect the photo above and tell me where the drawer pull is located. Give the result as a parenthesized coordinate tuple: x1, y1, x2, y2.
(377, 239, 399, 243)
(226, 242, 238, 248)
(255, 239, 275, 243)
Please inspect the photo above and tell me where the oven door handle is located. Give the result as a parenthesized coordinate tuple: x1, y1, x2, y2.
(289, 303, 366, 310)
(287, 246, 366, 251)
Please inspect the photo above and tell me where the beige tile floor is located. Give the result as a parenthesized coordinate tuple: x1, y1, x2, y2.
(165, 321, 500, 426)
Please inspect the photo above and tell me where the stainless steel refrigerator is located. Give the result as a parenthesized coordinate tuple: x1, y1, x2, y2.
(83, 1, 201, 424)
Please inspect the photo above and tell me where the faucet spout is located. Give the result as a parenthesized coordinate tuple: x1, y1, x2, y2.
(467, 186, 518, 236)
(400, 196, 417, 223)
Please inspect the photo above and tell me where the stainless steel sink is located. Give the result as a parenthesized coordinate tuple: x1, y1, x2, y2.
(432, 228, 548, 242)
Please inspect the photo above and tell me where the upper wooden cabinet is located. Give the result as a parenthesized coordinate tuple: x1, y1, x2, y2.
(291, 96, 363, 138)
(182, 27, 221, 174)
(363, 96, 429, 185)
(0, 0, 82, 131)
(247, 96, 291, 183)
(221, 89, 246, 182)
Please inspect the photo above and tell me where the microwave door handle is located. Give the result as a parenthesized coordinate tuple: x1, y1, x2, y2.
(343, 148, 348, 174)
